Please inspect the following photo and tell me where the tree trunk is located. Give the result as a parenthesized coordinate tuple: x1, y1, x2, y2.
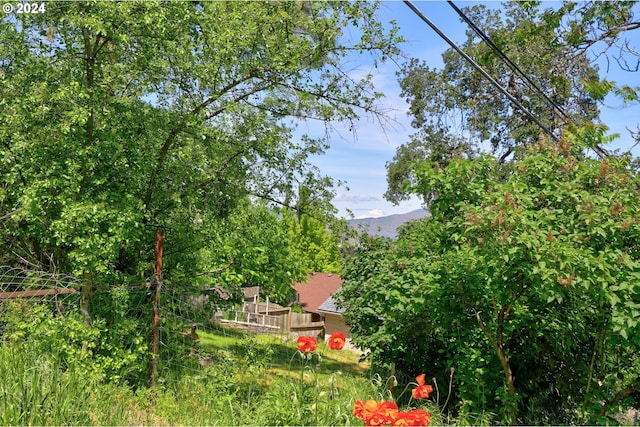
(476, 311, 517, 425)
(80, 272, 93, 326)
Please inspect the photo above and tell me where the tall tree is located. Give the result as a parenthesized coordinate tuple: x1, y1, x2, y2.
(386, 1, 639, 204)
(190, 199, 306, 306)
(284, 209, 344, 276)
(0, 1, 401, 315)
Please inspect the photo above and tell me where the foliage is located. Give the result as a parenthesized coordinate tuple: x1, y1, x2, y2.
(89, 285, 150, 384)
(558, 1, 640, 71)
(189, 200, 305, 305)
(385, 126, 474, 204)
(1, 300, 98, 371)
(0, 317, 394, 426)
(284, 208, 345, 276)
(0, 327, 136, 425)
(182, 198, 345, 306)
(0, 0, 401, 310)
(339, 129, 640, 425)
(1, 289, 149, 385)
(386, 1, 639, 205)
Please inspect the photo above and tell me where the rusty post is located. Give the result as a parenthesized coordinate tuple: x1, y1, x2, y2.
(149, 228, 163, 388)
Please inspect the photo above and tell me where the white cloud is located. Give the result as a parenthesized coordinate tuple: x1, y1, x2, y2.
(356, 209, 385, 219)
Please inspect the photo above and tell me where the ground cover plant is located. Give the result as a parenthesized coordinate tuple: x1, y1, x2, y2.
(0, 316, 445, 426)
(147, 328, 442, 426)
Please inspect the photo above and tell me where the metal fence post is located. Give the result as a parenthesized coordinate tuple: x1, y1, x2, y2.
(148, 228, 163, 388)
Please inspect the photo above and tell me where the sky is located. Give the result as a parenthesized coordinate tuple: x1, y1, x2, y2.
(299, 1, 640, 220)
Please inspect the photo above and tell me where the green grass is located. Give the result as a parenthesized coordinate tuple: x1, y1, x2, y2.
(0, 341, 133, 426)
(0, 324, 383, 426)
(3, 321, 637, 425)
(0, 323, 448, 426)
(0, 322, 529, 426)
(0, 296, 498, 425)
(150, 325, 381, 425)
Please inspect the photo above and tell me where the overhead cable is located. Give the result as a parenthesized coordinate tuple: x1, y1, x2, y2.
(446, 1, 608, 158)
(402, 0, 559, 143)
(447, 1, 572, 122)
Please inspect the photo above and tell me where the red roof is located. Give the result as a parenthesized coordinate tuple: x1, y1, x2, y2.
(293, 273, 343, 314)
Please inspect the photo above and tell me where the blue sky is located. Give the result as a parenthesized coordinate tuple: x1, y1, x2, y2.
(300, 1, 640, 219)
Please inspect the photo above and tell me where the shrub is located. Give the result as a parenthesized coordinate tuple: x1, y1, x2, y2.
(339, 129, 640, 424)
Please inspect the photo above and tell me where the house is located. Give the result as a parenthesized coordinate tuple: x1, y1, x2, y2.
(317, 294, 350, 338)
(293, 272, 349, 339)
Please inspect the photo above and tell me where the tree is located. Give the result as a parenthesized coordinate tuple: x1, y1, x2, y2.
(339, 127, 640, 425)
(0, 1, 401, 317)
(559, 1, 640, 74)
(189, 199, 306, 306)
(386, 1, 639, 205)
(384, 125, 474, 204)
(282, 183, 345, 276)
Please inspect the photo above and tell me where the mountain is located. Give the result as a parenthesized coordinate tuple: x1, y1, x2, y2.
(346, 209, 430, 239)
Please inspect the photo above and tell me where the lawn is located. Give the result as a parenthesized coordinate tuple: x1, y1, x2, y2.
(0, 322, 395, 426)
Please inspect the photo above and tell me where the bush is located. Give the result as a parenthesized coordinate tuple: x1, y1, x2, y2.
(339, 130, 640, 424)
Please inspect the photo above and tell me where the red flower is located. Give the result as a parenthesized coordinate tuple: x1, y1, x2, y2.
(354, 400, 399, 426)
(296, 335, 317, 353)
(354, 399, 380, 424)
(353, 399, 366, 419)
(328, 332, 346, 350)
(367, 401, 399, 426)
(393, 413, 414, 427)
(393, 409, 431, 426)
(411, 374, 433, 400)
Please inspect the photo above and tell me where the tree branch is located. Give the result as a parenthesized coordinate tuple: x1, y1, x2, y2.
(599, 375, 640, 417)
(476, 310, 517, 425)
(143, 72, 264, 210)
(249, 192, 326, 222)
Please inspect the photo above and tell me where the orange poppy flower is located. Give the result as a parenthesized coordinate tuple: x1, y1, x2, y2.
(393, 412, 414, 427)
(367, 401, 399, 426)
(354, 400, 399, 426)
(328, 332, 346, 350)
(296, 335, 317, 353)
(354, 399, 379, 423)
(411, 374, 433, 399)
(393, 409, 431, 426)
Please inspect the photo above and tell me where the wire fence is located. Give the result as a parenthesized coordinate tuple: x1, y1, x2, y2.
(0, 266, 82, 316)
(0, 265, 306, 386)
(159, 285, 290, 376)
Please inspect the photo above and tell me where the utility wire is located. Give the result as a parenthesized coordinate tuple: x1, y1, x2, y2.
(403, 0, 559, 143)
(446, 1, 609, 158)
(447, 0, 572, 122)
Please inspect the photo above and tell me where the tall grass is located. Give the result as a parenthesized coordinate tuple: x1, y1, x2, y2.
(0, 324, 450, 426)
(149, 327, 383, 425)
(0, 341, 133, 425)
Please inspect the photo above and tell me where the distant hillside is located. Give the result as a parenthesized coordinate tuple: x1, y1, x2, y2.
(347, 209, 430, 239)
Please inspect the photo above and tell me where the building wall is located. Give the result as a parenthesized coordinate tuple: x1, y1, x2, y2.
(322, 313, 350, 339)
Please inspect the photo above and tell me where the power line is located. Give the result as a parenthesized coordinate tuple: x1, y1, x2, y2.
(446, 1, 572, 123)
(402, 0, 559, 143)
(445, 1, 609, 158)
(404, 0, 609, 158)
